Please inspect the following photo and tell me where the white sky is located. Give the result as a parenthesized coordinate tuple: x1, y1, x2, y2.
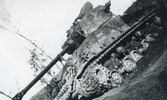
(0, 0, 136, 99)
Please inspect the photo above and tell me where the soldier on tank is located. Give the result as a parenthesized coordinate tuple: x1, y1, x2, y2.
(74, 1, 93, 22)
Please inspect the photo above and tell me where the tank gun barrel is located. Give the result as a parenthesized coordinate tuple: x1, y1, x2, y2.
(12, 45, 71, 100)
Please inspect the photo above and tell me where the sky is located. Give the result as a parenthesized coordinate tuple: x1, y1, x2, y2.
(0, 0, 136, 99)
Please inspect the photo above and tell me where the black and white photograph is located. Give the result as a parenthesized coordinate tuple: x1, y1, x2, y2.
(0, 0, 167, 100)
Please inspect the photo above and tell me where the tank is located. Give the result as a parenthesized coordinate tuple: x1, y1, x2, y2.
(53, 1, 167, 100)
(12, 0, 167, 100)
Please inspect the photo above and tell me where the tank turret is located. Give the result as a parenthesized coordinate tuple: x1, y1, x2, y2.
(62, 1, 113, 54)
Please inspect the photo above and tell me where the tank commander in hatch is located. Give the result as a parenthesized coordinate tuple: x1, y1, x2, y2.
(74, 1, 112, 23)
